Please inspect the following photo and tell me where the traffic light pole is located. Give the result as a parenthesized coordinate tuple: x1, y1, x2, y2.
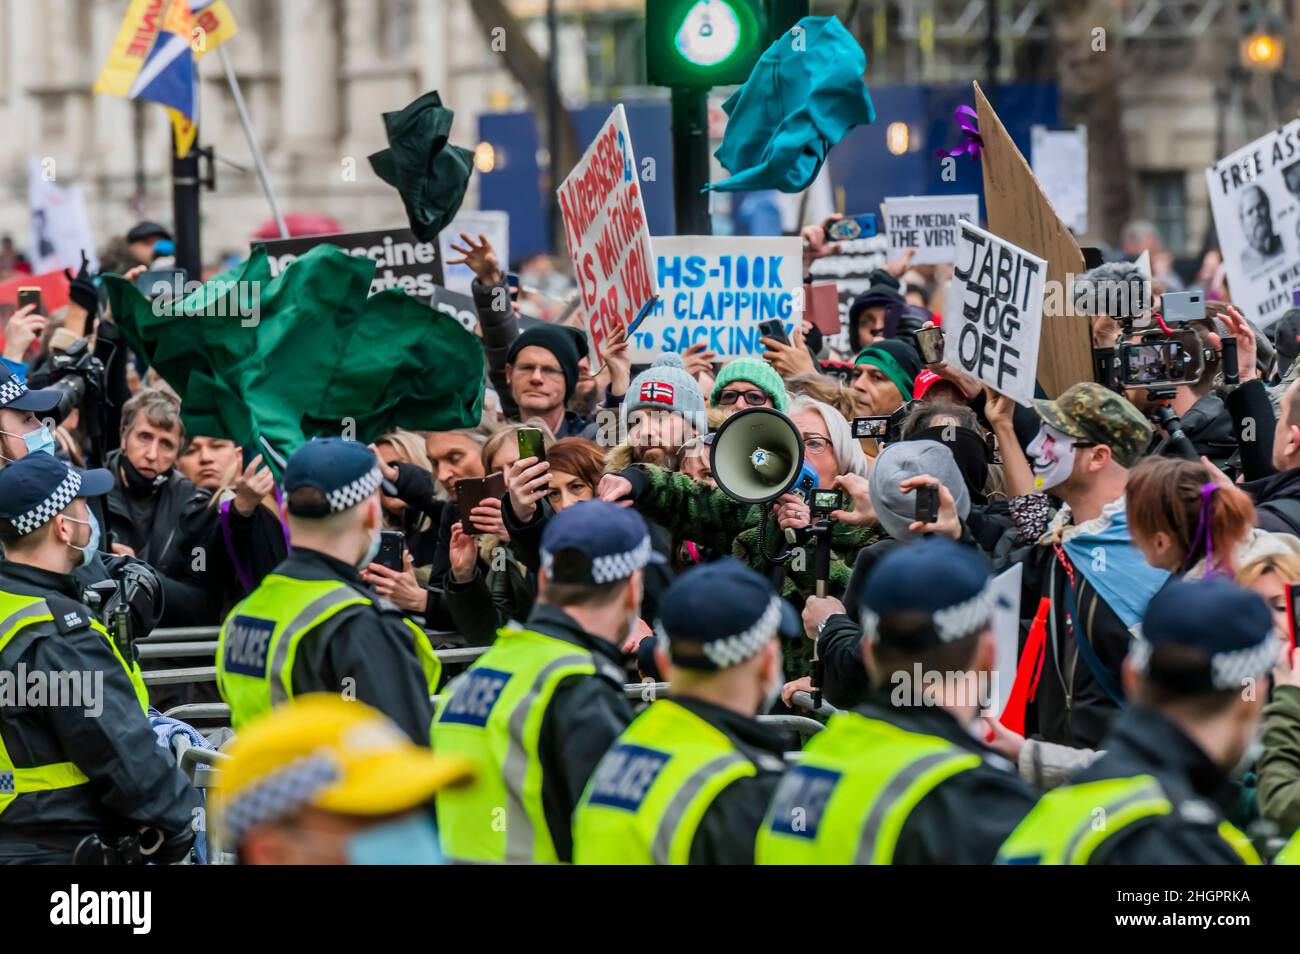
(171, 129, 202, 278)
(671, 87, 712, 236)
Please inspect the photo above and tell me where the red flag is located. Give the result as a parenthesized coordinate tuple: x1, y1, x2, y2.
(998, 597, 1050, 736)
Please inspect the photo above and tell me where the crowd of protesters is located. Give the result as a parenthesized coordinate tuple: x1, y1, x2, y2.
(7, 205, 1300, 868)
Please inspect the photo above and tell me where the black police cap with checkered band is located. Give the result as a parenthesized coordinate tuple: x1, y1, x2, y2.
(0, 453, 113, 536)
(0, 368, 61, 414)
(283, 437, 390, 517)
(539, 500, 664, 586)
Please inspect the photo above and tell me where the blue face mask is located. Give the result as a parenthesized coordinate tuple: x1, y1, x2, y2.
(65, 510, 100, 567)
(345, 813, 446, 866)
(0, 424, 55, 460)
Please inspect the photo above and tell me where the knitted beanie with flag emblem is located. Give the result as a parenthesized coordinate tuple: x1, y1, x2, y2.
(622, 353, 707, 430)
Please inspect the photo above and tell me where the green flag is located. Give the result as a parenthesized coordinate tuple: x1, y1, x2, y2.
(105, 243, 484, 476)
(368, 90, 475, 241)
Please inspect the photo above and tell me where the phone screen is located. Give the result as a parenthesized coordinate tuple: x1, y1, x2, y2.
(518, 428, 546, 464)
(1288, 583, 1300, 648)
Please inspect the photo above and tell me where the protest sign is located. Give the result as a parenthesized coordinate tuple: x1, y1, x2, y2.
(430, 285, 479, 334)
(1206, 119, 1300, 328)
(28, 157, 98, 275)
(631, 236, 802, 364)
(943, 220, 1046, 406)
(806, 234, 889, 352)
(556, 104, 658, 367)
(1031, 125, 1088, 235)
(255, 227, 444, 300)
(988, 563, 1023, 717)
(439, 211, 509, 296)
(974, 81, 1090, 398)
(882, 195, 979, 265)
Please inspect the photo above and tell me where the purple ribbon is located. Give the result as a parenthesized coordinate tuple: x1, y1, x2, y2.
(1188, 482, 1220, 576)
(932, 105, 983, 160)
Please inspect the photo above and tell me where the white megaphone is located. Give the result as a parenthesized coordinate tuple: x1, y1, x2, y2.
(709, 407, 811, 505)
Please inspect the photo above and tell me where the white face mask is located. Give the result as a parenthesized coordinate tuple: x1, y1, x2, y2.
(1026, 424, 1079, 492)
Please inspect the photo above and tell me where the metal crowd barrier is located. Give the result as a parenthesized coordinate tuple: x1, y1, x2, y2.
(140, 631, 490, 687)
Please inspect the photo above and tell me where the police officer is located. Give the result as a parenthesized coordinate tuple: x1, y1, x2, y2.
(216, 438, 439, 744)
(0, 454, 196, 863)
(756, 538, 1038, 864)
(0, 366, 61, 465)
(433, 500, 651, 863)
(572, 559, 794, 865)
(998, 577, 1274, 865)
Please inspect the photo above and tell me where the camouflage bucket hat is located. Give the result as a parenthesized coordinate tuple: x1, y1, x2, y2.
(1031, 382, 1152, 468)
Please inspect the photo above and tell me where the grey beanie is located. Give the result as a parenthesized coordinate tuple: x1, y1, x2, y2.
(623, 353, 707, 429)
(868, 439, 971, 542)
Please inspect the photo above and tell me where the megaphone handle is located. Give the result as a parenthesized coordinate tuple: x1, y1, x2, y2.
(815, 580, 827, 598)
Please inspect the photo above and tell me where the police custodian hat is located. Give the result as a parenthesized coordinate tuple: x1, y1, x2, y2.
(539, 500, 663, 586)
(283, 438, 389, 517)
(860, 537, 994, 649)
(0, 454, 114, 536)
(1133, 578, 1277, 694)
(654, 558, 800, 671)
(0, 366, 62, 414)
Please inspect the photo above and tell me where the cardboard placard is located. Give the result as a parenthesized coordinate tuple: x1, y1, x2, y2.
(631, 235, 803, 363)
(255, 227, 444, 300)
(556, 104, 658, 367)
(1031, 125, 1089, 235)
(883, 194, 980, 265)
(974, 82, 1091, 398)
(1206, 119, 1300, 328)
(943, 220, 1046, 406)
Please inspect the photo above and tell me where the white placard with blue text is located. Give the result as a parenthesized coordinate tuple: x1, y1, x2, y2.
(631, 235, 803, 364)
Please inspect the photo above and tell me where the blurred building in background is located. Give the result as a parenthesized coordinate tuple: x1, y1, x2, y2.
(0, 0, 1297, 268)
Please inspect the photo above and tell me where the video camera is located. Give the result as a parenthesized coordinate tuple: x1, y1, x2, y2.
(1093, 289, 1239, 394)
(45, 335, 106, 422)
(84, 557, 164, 664)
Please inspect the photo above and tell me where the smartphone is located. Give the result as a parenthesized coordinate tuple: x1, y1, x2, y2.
(811, 488, 843, 516)
(915, 326, 945, 365)
(915, 483, 939, 524)
(1288, 582, 1300, 647)
(456, 471, 507, 533)
(852, 416, 891, 439)
(826, 214, 878, 241)
(16, 287, 42, 315)
(1117, 331, 1202, 388)
(1160, 289, 1205, 325)
(758, 318, 791, 346)
(517, 427, 546, 464)
(135, 268, 187, 301)
(506, 273, 520, 299)
(375, 530, 406, 572)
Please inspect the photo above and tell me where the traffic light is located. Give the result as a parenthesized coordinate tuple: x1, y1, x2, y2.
(646, 0, 766, 89)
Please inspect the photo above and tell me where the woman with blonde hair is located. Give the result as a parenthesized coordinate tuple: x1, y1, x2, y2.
(1237, 552, 1300, 639)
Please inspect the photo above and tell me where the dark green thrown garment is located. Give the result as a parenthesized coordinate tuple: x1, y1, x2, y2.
(104, 244, 483, 477)
(368, 90, 476, 241)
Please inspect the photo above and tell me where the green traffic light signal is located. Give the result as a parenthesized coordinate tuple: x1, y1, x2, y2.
(647, 0, 766, 88)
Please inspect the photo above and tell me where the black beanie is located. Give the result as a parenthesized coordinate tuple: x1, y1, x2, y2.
(508, 325, 581, 400)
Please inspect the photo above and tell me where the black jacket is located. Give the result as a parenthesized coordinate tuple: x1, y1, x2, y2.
(0, 561, 198, 863)
(1074, 706, 1254, 864)
(528, 603, 635, 863)
(198, 497, 290, 618)
(853, 693, 1038, 864)
(104, 450, 219, 626)
(473, 275, 521, 419)
(671, 696, 788, 865)
(1226, 379, 1277, 483)
(258, 547, 436, 746)
(1243, 466, 1300, 535)
(1020, 542, 1129, 749)
(389, 460, 446, 569)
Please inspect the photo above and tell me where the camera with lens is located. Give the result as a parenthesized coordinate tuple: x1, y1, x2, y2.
(46, 336, 105, 423)
(811, 488, 843, 518)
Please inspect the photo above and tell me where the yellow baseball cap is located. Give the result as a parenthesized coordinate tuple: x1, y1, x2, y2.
(213, 694, 471, 846)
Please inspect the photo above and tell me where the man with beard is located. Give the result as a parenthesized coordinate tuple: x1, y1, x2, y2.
(1239, 185, 1282, 273)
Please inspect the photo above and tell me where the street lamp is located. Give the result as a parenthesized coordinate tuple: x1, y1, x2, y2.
(1241, 16, 1285, 72)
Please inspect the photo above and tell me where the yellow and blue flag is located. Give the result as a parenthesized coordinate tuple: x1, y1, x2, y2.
(94, 0, 239, 158)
